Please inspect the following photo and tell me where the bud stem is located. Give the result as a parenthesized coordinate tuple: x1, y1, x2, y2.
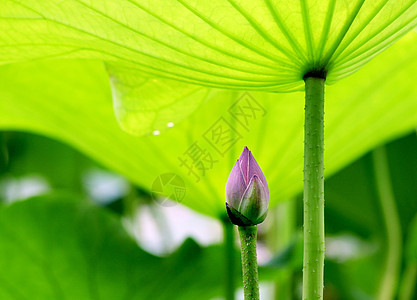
(302, 77, 325, 300)
(238, 225, 260, 300)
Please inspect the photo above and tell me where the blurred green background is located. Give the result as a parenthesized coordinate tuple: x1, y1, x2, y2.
(1, 2, 417, 299)
(0, 129, 415, 300)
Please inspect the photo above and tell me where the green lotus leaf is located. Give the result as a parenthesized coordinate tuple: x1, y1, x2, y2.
(1, 33, 417, 218)
(1, 0, 416, 91)
(0, 195, 235, 299)
(106, 63, 214, 135)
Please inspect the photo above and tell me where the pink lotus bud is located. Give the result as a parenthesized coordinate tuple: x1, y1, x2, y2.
(225, 146, 269, 226)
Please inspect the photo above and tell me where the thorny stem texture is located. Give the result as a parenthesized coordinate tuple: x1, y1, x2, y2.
(238, 225, 260, 300)
(302, 77, 325, 300)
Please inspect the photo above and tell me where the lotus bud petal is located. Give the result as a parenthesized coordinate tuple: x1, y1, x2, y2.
(225, 147, 269, 226)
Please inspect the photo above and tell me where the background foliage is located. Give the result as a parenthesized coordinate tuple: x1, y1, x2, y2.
(1, 1, 417, 299)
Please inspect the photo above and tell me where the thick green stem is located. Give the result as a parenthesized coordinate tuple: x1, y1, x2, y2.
(238, 225, 260, 300)
(223, 219, 236, 300)
(302, 77, 325, 300)
(372, 146, 402, 300)
(398, 263, 417, 300)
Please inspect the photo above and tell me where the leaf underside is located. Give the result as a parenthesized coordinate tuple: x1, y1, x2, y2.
(1, 32, 417, 218)
(1, 0, 417, 91)
(2, 0, 417, 134)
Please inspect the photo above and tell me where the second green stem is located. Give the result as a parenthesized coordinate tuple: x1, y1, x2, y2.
(224, 219, 236, 300)
(372, 146, 402, 300)
(303, 77, 325, 300)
